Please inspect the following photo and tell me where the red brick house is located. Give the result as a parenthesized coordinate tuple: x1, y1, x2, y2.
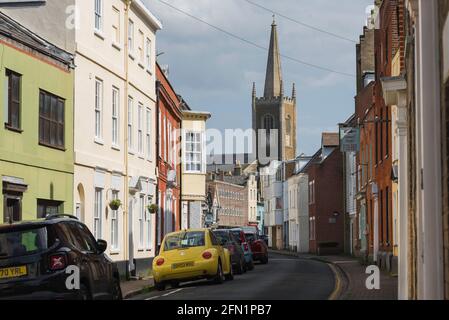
(156, 63, 182, 246)
(304, 133, 344, 254)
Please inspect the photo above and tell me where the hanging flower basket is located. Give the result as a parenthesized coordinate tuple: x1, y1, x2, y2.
(147, 204, 158, 214)
(109, 199, 122, 211)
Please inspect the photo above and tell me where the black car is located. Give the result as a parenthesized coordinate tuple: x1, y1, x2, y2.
(212, 229, 246, 274)
(0, 214, 122, 300)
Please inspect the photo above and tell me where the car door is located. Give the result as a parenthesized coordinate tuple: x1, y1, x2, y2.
(209, 231, 228, 272)
(69, 223, 111, 299)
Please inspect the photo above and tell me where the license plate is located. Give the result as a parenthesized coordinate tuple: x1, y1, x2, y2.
(172, 262, 194, 269)
(0, 266, 27, 279)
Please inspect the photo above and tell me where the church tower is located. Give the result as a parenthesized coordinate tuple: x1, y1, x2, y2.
(252, 18, 297, 165)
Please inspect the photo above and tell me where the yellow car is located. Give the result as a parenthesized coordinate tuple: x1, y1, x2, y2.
(152, 228, 234, 291)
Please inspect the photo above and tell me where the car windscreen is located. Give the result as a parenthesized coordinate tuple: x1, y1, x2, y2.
(164, 231, 206, 251)
(245, 233, 257, 242)
(212, 231, 230, 244)
(0, 227, 52, 259)
(230, 231, 242, 243)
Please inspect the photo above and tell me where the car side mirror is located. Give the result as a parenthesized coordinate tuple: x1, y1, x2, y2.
(97, 239, 107, 253)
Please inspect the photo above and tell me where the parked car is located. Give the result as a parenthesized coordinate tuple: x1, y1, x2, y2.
(152, 229, 233, 291)
(0, 214, 122, 300)
(259, 234, 269, 246)
(212, 229, 246, 274)
(244, 231, 269, 264)
(229, 228, 254, 271)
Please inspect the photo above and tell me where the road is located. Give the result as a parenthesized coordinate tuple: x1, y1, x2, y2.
(129, 253, 336, 300)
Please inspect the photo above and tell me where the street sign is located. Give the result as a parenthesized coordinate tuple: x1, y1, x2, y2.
(339, 126, 360, 152)
(204, 213, 214, 226)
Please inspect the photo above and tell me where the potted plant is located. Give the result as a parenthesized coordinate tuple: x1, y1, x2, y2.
(147, 203, 158, 214)
(109, 199, 122, 211)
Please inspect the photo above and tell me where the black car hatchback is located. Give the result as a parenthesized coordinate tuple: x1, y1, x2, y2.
(0, 214, 122, 300)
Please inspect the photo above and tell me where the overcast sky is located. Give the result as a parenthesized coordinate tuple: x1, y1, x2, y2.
(144, 0, 373, 156)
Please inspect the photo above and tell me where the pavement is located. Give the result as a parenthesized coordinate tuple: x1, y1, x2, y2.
(309, 255, 398, 300)
(127, 252, 335, 300)
(121, 277, 154, 299)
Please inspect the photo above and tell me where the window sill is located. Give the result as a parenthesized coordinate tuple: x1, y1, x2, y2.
(128, 149, 135, 155)
(129, 53, 136, 61)
(138, 62, 145, 69)
(137, 248, 145, 252)
(146, 69, 152, 76)
(138, 154, 145, 160)
(112, 42, 122, 51)
(4, 124, 23, 133)
(110, 249, 120, 255)
(112, 144, 121, 151)
(94, 30, 105, 40)
(39, 142, 66, 152)
(94, 137, 104, 146)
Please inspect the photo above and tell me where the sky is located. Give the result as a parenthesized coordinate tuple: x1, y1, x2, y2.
(144, 0, 373, 156)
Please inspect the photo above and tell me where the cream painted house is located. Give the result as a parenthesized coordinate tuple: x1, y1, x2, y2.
(180, 109, 211, 230)
(247, 174, 258, 227)
(73, 0, 161, 278)
(1, 0, 162, 278)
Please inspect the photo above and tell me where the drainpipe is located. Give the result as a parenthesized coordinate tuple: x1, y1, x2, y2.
(124, 0, 132, 280)
(155, 79, 161, 254)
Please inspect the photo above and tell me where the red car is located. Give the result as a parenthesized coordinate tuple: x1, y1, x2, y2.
(244, 231, 268, 264)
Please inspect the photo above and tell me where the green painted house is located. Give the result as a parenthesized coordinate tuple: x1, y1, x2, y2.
(0, 12, 74, 223)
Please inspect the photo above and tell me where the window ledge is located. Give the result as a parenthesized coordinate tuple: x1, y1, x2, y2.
(128, 149, 135, 155)
(94, 30, 105, 40)
(110, 249, 121, 255)
(112, 42, 122, 51)
(146, 68, 152, 76)
(129, 52, 136, 60)
(112, 145, 121, 151)
(138, 62, 145, 69)
(94, 137, 104, 146)
(4, 124, 23, 133)
(39, 142, 66, 152)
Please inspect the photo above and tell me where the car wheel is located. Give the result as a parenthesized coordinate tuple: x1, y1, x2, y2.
(243, 260, 248, 273)
(225, 261, 234, 281)
(261, 255, 269, 265)
(112, 278, 123, 300)
(214, 261, 225, 284)
(247, 261, 255, 271)
(235, 259, 244, 275)
(79, 283, 92, 300)
(155, 281, 166, 291)
(171, 281, 180, 289)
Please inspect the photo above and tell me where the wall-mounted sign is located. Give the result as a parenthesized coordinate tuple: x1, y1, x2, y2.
(339, 126, 360, 153)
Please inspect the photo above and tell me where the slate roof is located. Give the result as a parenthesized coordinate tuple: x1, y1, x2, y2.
(0, 12, 73, 67)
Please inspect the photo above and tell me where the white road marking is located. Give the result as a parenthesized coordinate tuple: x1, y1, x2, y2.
(145, 296, 160, 300)
(162, 288, 183, 297)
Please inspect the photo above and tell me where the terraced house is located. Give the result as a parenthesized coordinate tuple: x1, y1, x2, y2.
(1, 0, 162, 279)
(0, 12, 74, 223)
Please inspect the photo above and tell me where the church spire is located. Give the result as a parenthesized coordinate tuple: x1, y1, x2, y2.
(264, 16, 283, 98)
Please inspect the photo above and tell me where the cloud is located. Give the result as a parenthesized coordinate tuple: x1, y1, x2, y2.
(143, 0, 372, 155)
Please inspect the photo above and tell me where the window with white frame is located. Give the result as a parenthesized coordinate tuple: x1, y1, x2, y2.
(164, 116, 168, 161)
(111, 190, 119, 250)
(112, 87, 119, 146)
(138, 103, 143, 155)
(128, 19, 134, 53)
(168, 121, 172, 165)
(95, 79, 103, 139)
(138, 30, 144, 63)
(146, 108, 151, 159)
(158, 112, 162, 156)
(185, 131, 203, 172)
(128, 97, 133, 149)
(145, 38, 152, 70)
(112, 6, 120, 44)
(94, 0, 103, 32)
(94, 188, 103, 239)
(139, 195, 145, 248)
